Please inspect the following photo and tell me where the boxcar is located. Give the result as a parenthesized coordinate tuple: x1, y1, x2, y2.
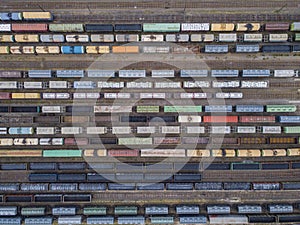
(211, 23, 235, 31)
(85, 24, 114, 32)
(49, 24, 84, 32)
(236, 23, 260, 31)
(11, 23, 48, 32)
(143, 23, 180, 32)
(22, 12, 53, 21)
(115, 24, 142, 31)
(265, 23, 290, 31)
(262, 45, 291, 53)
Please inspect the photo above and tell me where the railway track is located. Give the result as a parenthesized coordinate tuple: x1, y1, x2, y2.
(2, 1, 298, 10)
(93, 190, 300, 203)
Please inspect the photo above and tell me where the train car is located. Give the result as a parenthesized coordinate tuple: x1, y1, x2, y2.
(11, 23, 47, 32)
(236, 23, 260, 31)
(0, 81, 18, 89)
(40, 34, 65, 42)
(13, 138, 39, 145)
(0, 35, 14, 42)
(57, 216, 82, 224)
(184, 81, 210, 88)
(141, 34, 164, 42)
(207, 205, 230, 214)
(85, 24, 114, 32)
(115, 34, 139, 42)
(203, 116, 238, 123)
(186, 149, 210, 157)
(211, 23, 235, 32)
(262, 149, 286, 156)
(295, 33, 300, 41)
(236, 105, 264, 113)
(0, 46, 9, 54)
(266, 105, 296, 112)
(23, 81, 43, 89)
(87, 70, 115, 78)
(237, 149, 261, 157)
(278, 116, 300, 123)
(185, 126, 205, 134)
(66, 34, 89, 42)
(49, 24, 84, 32)
(0, 92, 11, 99)
(112, 46, 139, 53)
(204, 105, 232, 112)
(268, 204, 293, 213)
(211, 149, 235, 157)
(8, 127, 34, 135)
(56, 70, 84, 78)
(0, 71, 22, 78)
(0, 12, 22, 20)
(90, 34, 114, 42)
(209, 215, 248, 224)
(205, 45, 228, 53)
(284, 126, 300, 134)
(180, 70, 208, 77)
(262, 45, 291, 53)
(262, 126, 281, 134)
(218, 33, 237, 42)
(73, 81, 96, 89)
(136, 106, 160, 113)
(22, 12, 53, 21)
(151, 70, 174, 78)
(240, 116, 275, 123)
(210, 126, 231, 134)
(36, 46, 60, 54)
(274, 70, 295, 77)
(164, 106, 202, 112)
(211, 70, 239, 77)
(28, 70, 51, 78)
(236, 44, 260, 53)
(36, 127, 56, 135)
(165, 34, 189, 42)
(115, 24, 142, 31)
(141, 149, 185, 157)
(119, 70, 146, 78)
(238, 205, 262, 214)
(0, 139, 13, 146)
(143, 23, 180, 32)
(243, 33, 263, 42)
(265, 23, 290, 31)
(86, 46, 110, 54)
(237, 126, 256, 133)
(190, 34, 214, 42)
(287, 148, 300, 156)
(242, 69, 270, 77)
(269, 137, 297, 144)
(269, 33, 289, 42)
(241, 80, 269, 88)
(142, 46, 170, 53)
(291, 22, 300, 31)
(178, 115, 201, 123)
(61, 46, 84, 54)
(181, 23, 210, 31)
(0, 24, 11, 32)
